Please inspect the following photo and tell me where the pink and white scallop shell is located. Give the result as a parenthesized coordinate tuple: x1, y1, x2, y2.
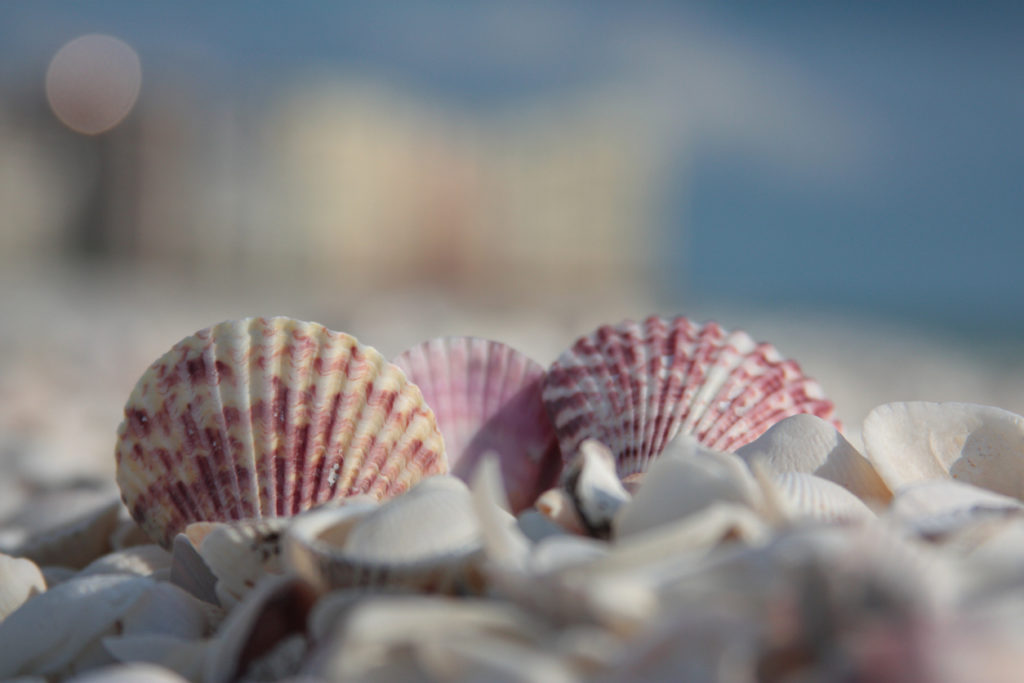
(116, 317, 447, 547)
(542, 315, 838, 478)
(393, 337, 562, 513)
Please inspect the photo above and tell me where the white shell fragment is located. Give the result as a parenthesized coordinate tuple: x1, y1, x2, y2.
(863, 402, 1024, 498)
(66, 662, 192, 683)
(887, 479, 1024, 539)
(614, 434, 762, 538)
(285, 477, 483, 593)
(765, 471, 877, 524)
(736, 413, 891, 504)
(307, 596, 552, 681)
(203, 575, 316, 683)
(0, 554, 45, 623)
(78, 545, 172, 580)
(563, 439, 631, 537)
(0, 490, 121, 569)
(0, 574, 151, 678)
(192, 518, 290, 609)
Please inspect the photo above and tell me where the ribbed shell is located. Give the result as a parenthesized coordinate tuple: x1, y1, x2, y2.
(392, 337, 561, 513)
(543, 316, 837, 478)
(115, 317, 447, 547)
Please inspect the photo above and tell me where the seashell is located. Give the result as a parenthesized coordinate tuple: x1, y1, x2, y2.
(736, 413, 891, 504)
(762, 471, 877, 525)
(613, 434, 762, 538)
(307, 595, 552, 682)
(468, 454, 531, 569)
(886, 479, 1024, 540)
(393, 336, 562, 514)
(186, 517, 291, 609)
(517, 509, 571, 544)
(543, 315, 838, 480)
(202, 574, 317, 683)
(168, 533, 219, 606)
(0, 488, 121, 569)
(66, 662, 193, 683)
(0, 554, 45, 623)
(561, 439, 631, 538)
(534, 488, 587, 536)
(284, 476, 483, 593)
(115, 316, 447, 547)
(863, 402, 1024, 499)
(0, 574, 151, 677)
(78, 544, 173, 580)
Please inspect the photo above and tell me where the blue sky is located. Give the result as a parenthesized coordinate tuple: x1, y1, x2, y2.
(1, 2, 1022, 340)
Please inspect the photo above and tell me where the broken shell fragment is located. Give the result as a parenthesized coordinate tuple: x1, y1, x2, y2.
(736, 413, 891, 504)
(285, 476, 483, 593)
(886, 479, 1024, 540)
(764, 472, 877, 525)
(0, 574, 151, 678)
(188, 517, 291, 609)
(613, 434, 762, 538)
(562, 439, 631, 538)
(863, 402, 1024, 499)
(0, 554, 45, 623)
(115, 317, 447, 547)
(0, 489, 121, 569)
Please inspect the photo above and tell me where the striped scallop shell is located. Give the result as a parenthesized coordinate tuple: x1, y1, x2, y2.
(116, 317, 447, 547)
(543, 316, 838, 478)
(392, 337, 562, 513)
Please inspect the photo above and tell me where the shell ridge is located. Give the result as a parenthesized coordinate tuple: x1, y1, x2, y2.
(695, 344, 786, 446)
(637, 316, 667, 467)
(656, 321, 721, 456)
(301, 325, 341, 508)
(289, 322, 323, 513)
(618, 321, 649, 475)
(679, 329, 754, 437)
(648, 316, 696, 459)
(221, 319, 260, 518)
(249, 317, 279, 518)
(595, 325, 637, 469)
(331, 335, 373, 495)
(282, 321, 319, 514)
(345, 352, 405, 495)
(176, 341, 230, 523)
(200, 333, 246, 520)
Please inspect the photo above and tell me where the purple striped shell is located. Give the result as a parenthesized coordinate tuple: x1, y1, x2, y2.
(393, 337, 562, 513)
(115, 317, 447, 547)
(542, 316, 839, 479)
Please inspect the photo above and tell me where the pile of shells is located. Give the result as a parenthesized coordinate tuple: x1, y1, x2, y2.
(4, 315, 1024, 681)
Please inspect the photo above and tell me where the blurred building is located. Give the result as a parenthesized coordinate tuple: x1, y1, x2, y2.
(0, 71, 667, 301)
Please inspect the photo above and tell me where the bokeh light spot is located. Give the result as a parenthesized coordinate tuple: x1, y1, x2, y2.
(45, 34, 142, 135)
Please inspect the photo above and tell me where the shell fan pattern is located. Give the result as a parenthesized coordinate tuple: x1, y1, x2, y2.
(543, 315, 838, 478)
(115, 317, 447, 548)
(392, 337, 562, 513)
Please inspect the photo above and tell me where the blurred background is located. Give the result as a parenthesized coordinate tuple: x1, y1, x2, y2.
(1, 1, 1022, 488)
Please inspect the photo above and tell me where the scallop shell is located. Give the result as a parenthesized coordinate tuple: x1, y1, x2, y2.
(863, 402, 1024, 499)
(542, 315, 838, 479)
(116, 317, 447, 547)
(393, 336, 562, 513)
